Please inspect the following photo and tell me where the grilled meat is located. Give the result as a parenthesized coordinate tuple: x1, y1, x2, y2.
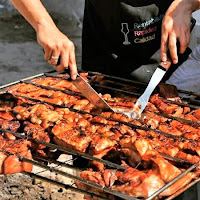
(3, 75, 200, 199)
(76, 169, 117, 200)
(0, 135, 32, 174)
(52, 120, 92, 152)
(23, 121, 50, 151)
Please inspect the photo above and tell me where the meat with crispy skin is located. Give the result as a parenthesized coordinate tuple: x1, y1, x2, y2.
(0, 136, 32, 174)
(52, 121, 92, 152)
(76, 169, 117, 200)
(23, 121, 50, 151)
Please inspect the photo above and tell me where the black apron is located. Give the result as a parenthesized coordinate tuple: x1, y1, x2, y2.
(82, 0, 174, 77)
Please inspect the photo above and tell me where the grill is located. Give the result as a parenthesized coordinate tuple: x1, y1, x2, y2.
(1, 70, 200, 200)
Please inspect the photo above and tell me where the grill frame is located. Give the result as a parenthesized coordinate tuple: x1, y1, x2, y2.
(0, 70, 200, 200)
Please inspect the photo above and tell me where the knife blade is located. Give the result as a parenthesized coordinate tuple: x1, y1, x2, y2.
(135, 60, 171, 114)
(72, 74, 115, 112)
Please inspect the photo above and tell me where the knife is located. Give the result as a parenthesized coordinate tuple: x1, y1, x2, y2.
(134, 60, 171, 115)
(55, 57, 114, 112)
(72, 74, 115, 112)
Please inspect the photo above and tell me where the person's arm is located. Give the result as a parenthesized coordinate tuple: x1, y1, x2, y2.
(10, 0, 77, 80)
(161, 0, 200, 64)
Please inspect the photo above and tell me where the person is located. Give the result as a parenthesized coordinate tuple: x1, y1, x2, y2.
(10, 0, 200, 82)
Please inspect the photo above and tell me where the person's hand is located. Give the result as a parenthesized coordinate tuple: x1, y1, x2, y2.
(161, 0, 192, 64)
(36, 24, 77, 80)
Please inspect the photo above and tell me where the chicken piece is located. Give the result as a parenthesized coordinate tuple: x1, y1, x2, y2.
(175, 151, 200, 164)
(89, 132, 118, 170)
(1, 120, 20, 140)
(32, 77, 60, 86)
(0, 139, 33, 174)
(120, 148, 142, 168)
(90, 136, 117, 156)
(29, 104, 63, 128)
(90, 130, 118, 154)
(134, 138, 153, 159)
(150, 139, 180, 157)
(113, 171, 165, 198)
(33, 76, 76, 91)
(23, 121, 50, 150)
(144, 102, 159, 113)
(73, 99, 89, 110)
(159, 123, 183, 136)
(186, 109, 200, 122)
(53, 79, 78, 91)
(95, 125, 112, 134)
(76, 169, 117, 200)
(118, 124, 136, 136)
(174, 139, 200, 156)
(169, 120, 199, 140)
(108, 100, 134, 109)
(110, 112, 131, 123)
(91, 116, 108, 125)
(52, 121, 92, 152)
(81, 103, 95, 113)
(0, 111, 14, 121)
(160, 172, 196, 197)
(115, 167, 146, 185)
(100, 112, 112, 119)
(150, 94, 184, 117)
(141, 112, 161, 129)
(3, 155, 24, 174)
(79, 169, 117, 187)
(14, 105, 30, 120)
(151, 154, 181, 182)
(7, 83, 39, 94)
(52, 91, 78, 106)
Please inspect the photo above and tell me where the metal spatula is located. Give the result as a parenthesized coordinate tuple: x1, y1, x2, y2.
(123, 61, 171, 119)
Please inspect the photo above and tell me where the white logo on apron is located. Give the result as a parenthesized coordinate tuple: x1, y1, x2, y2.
(121, 23, 131, 45)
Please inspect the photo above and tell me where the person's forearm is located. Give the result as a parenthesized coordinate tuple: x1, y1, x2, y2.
(10, 0, 56, 31)
(174, 0, 200, 14)
(10, 0, 78, 79)
(185, 0, 200, 12)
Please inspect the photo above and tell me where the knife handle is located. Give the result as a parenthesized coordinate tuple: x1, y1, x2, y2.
(56, 56, 73, 81)
(158, 60, 171, 71)
(64, 68, 73, 81)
